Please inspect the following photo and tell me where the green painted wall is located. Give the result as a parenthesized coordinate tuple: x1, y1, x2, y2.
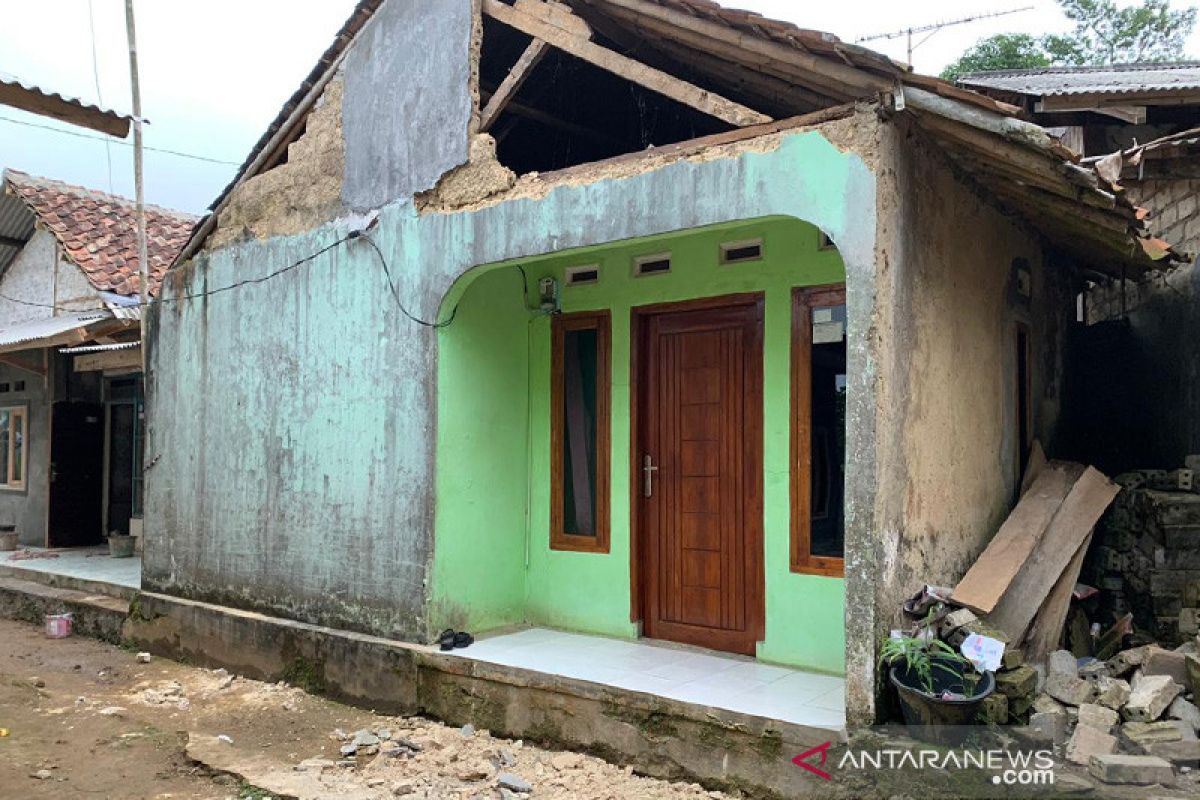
(434, 216, 848, 674)
(432, 267, 531, 633)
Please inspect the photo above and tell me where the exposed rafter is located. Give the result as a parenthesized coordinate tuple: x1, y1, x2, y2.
(481, 38, 550, 131)
(482, 0, 770, 127)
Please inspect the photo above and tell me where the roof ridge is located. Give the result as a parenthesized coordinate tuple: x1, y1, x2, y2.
(2, 168, 198, 222)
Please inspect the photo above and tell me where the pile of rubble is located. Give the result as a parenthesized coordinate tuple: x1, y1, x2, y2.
(1029, 641, 1200, 783)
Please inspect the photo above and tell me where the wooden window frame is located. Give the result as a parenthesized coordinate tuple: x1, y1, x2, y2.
(550, 310, 611, 553)
(790, 285, 846, 576)
(0, 403, 28, 492)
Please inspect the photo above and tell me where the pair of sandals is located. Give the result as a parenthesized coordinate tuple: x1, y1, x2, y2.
(437, 628, 474, 651)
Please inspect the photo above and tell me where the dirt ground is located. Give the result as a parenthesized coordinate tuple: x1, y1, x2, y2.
(0, 618, 731, 799)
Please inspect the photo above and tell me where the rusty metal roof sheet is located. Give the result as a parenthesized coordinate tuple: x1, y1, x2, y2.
(958, 62, 1200, 99)
(0, 77, 132, 138)
(0, 310, 120, 354)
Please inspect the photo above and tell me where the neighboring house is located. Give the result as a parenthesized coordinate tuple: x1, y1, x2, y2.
(0, 170, 194, 548)
(146, 0, 1176, 727)
(960, 65, 1200, 470)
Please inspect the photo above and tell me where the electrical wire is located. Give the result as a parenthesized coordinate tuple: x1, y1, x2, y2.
(86, 0, 114, 194)
(0, 231, 458, 329)
(0, 115, 242, 166)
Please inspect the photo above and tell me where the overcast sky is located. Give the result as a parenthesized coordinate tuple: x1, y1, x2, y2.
(2, 0, 1197, 214)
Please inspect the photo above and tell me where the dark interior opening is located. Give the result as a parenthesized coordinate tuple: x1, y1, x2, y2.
(479, 14, 734, 174)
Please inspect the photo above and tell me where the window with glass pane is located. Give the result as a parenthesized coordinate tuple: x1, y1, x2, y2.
(0, 406, 28, 490)
(791, 287, 846, 575)
(551, 312, 610, 553)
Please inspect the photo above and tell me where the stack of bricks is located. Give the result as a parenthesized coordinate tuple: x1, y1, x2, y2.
(1088, 464, 1200, 645)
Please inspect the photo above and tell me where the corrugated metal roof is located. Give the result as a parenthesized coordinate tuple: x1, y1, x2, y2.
(59, 340, 139, 354)
(958, 62, 1200, 98)
(0, 310, 117, 354)
(0, 191, 35, 276)
(0, 77, 131, 138)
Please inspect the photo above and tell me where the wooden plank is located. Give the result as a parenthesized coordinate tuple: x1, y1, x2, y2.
(481, 39, 549, 132)
(951, 462, 1085, 614)
(482, 0, 771, 127)
(73, 346, 141, 373)
(1022, 530, 1091, 664)
(988, 467, 1120, 643)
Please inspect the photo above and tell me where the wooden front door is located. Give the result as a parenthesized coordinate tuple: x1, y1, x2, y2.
(636, 295, 764, 655)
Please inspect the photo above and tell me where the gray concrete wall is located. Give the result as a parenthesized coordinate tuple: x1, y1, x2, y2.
(0, 360, 49, 546)
(0, 229, 106, 324)
(869, 118, 1072, 644)
(341, 0, 474, 210)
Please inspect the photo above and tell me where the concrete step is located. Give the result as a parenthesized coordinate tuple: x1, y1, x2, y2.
(0, 561, 137, 601)
(0, 576, 129, 644)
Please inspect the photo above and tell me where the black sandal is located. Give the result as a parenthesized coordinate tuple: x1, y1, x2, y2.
(453, 631, 473, 649)
(437, 629, 457, 651)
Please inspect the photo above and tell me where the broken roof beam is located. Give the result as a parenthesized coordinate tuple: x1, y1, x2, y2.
(0, 78, 131, 138)
(482, 0, 771, 127)
(481, 38, 550, 132)
(584, 0, 893, 101)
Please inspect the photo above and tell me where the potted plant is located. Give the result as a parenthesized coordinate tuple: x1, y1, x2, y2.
(881, 630, 995, 744)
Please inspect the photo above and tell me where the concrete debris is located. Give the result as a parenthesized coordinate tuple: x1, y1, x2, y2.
(1093, 676, 1132, 710)
(1087, 753, 1175, 785)
(1045, 671, 1097, 706)
(497, 772, 533, 793)
(136, 652, 151, 663)
(1048, 649, 1079, 676)
(97, 705, 127, 717)
(31, 769, 53, 780)
(1143, 647, 1190, 685)
(1121, 720, 1196, 749)
(1066, 723, 1118, 765)
(1170, 697, 1200, 732)
(1146, 739, 1200, 768)
(1124, 674, 1184, 721)
(1078, 703, 1120, 734)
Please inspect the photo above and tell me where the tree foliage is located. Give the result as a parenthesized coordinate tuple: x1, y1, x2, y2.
(940, 0, 1197, 80)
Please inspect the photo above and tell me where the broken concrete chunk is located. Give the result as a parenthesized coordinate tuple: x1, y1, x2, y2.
(497, 772, 532, 793)
(1093, 676, 1132, 710)
(1087, 754, 1175, 785)
(1170, 697, 1200, 732)
(1185, 654, 1200, 696)
(939, 607, 978, 636)
(1045, 671, 1096, 706)
(1143, 647, 1189, 685)
(1029, 710, 1068, 745)
(136, 652, 151, 663)
(1066, 724, 1118, 765)
(1079, 659, 1110, 679)
(976, 693, 1009, 725)
(1048, 650, 1079, 677)
(1002, 649, 1024, 670)
(996, 665, 1039, 700)
(1107, 646, 1149, 677)
(351, 730, 381, 748)
(1032, 693, 1065, 715)
(1078, 703, 1120, 734)
(1146, 739, 1200, 768)
(1123, 674, 1184, 722)
(1121, 720, 1196, 750)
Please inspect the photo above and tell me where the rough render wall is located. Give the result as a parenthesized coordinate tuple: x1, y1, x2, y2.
(0, 361, 49, 546)
(1129, 177, 1200, 260)
(0, 230, 105, 324)
(869, 117, 1071, 660)
(341, 0, 475, 210)
(147, 115, 883, 690)
(207, 78, 346, 250)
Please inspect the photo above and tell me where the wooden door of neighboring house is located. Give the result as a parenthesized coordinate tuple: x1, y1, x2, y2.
(635, 295, 764, 656)
(48, 401, 104, 547)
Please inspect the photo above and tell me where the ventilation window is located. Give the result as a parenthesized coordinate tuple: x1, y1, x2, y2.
(12, 381, 23, 392)
(720, 238, 763, 265)
(0, 384, 8, 394)
(565, 265, 600, 286)
(633, 253, 672, 277)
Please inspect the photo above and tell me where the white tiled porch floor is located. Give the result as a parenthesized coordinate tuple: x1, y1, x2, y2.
(444, 627, 845, 731)
(1, 546, 141, 590)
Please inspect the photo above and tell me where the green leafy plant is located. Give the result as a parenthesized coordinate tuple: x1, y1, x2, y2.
(880, 615, 981, 697)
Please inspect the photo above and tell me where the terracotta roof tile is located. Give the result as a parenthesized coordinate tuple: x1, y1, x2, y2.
(2, 170, 197, 297)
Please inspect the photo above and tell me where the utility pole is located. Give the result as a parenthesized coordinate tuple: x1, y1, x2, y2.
(124, 0, 148, 368)
(856, 6, 1035, 67)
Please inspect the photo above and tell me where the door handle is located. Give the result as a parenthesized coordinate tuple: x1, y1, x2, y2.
(643, 454, 658, 498)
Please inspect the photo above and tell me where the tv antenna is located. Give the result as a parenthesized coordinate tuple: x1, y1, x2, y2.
(856, 6, 1035, 66)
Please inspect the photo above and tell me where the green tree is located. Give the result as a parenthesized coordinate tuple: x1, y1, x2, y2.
(940, 0, 1196, 81)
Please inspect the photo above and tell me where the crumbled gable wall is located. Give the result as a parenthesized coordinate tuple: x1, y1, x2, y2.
(207, 77, 346, 250)
(415, 134, 515, 211)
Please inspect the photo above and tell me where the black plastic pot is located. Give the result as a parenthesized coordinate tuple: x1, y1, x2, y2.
(889, 660, 995, 745)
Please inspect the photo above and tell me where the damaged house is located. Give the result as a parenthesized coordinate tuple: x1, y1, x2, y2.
(138, 1, 1183, 784)
(0, 170, 194, 548)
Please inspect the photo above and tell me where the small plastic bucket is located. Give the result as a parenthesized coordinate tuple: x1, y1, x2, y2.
(45, 613, 73, 639)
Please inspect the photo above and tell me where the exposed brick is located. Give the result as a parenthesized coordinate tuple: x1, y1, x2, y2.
(995, 665, 1038, 701)
(1078, 703, 1120, 734)
(1093, 676, 1131, 710)
(1143, 647, 1189, 685)
(1124, 674, 1183, 722)
(976, 693, 1009, 725)
(1121, 720, 1195, 749)
(1045, 671, 1096, 706)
